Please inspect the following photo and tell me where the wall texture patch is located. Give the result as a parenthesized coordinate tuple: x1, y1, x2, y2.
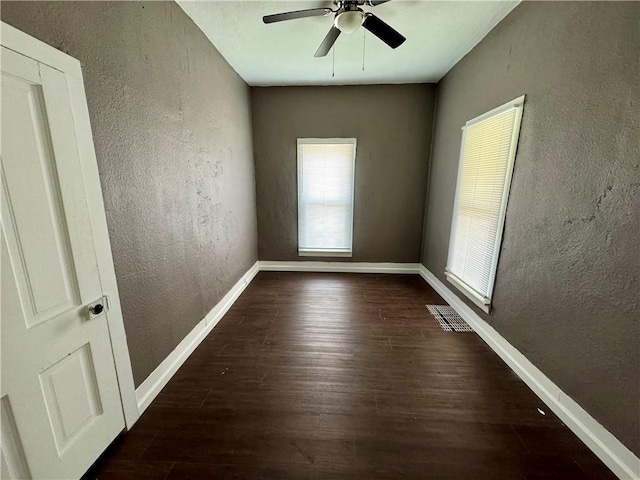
(1, 1, 259, 386)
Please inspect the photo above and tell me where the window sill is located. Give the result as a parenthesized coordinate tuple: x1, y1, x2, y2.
(298, 249, 352, 258)
(445, 271, 492, 314)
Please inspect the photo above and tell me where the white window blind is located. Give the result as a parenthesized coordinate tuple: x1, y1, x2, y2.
(297, 138, 356, 257)
(445, 96, 525, 313)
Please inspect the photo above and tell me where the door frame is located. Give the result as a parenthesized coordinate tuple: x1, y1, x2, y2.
(1, 21, 140, 429)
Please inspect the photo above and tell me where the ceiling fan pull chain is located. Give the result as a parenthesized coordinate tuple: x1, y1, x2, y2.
(332, 44, 336, 77)
(362, 29, 366, 72)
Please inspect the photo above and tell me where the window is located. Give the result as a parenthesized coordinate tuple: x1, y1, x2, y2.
(297, 138, 356, 257)
(445, 96, 525, 313)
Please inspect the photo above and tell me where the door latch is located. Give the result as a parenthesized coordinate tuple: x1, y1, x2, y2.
(87, 295, 109, 320)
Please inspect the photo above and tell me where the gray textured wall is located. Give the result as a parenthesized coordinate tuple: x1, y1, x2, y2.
(1, 2, 258, 386)
(252, 85, 435, 262)
(422, 1, 639, 454)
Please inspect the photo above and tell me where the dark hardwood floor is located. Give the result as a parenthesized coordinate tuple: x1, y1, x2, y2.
(84, 272, 615, 479)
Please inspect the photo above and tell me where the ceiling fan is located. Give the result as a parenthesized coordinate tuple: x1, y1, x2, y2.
(263, 0, 406, 57)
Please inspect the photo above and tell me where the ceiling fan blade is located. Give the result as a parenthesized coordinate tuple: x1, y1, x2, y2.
(363, 13, 406, 49)
(366, 0, 392, 6)
(314, 26, 341, 57)
(263, 8, 332, 24)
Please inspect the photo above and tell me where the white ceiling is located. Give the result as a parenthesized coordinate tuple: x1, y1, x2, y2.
(177, 0, 520, 86)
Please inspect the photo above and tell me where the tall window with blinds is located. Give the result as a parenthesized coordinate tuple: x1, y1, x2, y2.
(445, 96, 525, 313)
(297, 138, 356, 257)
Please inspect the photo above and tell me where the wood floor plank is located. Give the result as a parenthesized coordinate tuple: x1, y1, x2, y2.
(82, 272, 615, 479)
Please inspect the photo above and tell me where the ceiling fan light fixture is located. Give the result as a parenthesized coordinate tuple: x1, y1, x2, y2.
(334, 10, 364, 34)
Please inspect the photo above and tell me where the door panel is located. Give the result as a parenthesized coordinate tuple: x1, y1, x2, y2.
(0, 396, 31, 480)
(1, 63, 81, 327)
(39, 343, 104, 454)
(1, 46, 125, 479)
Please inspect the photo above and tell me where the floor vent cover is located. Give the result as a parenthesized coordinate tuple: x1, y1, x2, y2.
(426, 305, 473, 332)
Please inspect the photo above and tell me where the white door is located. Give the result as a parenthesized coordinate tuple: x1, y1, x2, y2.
(1, 43, 125, 479)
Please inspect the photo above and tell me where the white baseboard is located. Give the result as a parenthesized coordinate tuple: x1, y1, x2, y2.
(259, 261, 420, 274)
(418, 265, 640, 480)
(135, 261, 259, 415)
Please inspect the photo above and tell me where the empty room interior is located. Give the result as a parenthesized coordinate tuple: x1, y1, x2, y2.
(0, 1, 638, 479)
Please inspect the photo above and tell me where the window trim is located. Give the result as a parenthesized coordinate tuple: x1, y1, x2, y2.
(296, 138, 357, 258)
(445, 95, 525, 313)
